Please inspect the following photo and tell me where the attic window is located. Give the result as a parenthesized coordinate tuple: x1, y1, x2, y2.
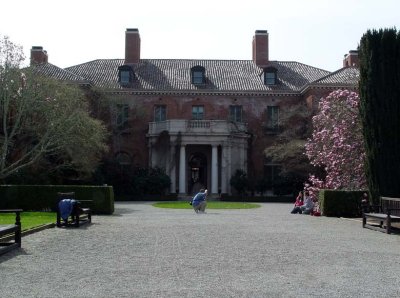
(264, 67, 277, 85)
(191, 66, 205, 84)
(118, 65, 134, 85)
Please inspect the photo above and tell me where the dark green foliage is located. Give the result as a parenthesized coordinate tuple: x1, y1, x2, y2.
(319, 189, 367, 217)
(272, 173, 304, 196)
(94, 160, 171, 197)
(255, 177, 269, 196)
(359, 28, 400, 201)
(230, 169, 249, 195)
(139, 167, 171, 195)
(0, 185, 114, 214)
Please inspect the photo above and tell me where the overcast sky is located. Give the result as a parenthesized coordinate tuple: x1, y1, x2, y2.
(1, 0, 399, 71)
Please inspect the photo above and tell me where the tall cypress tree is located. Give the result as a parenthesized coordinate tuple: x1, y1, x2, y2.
(359, 28, 400, 200)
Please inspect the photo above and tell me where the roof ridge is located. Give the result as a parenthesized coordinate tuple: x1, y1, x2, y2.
(312, 66, 359, 84)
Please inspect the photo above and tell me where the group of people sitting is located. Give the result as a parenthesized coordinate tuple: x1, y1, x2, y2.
(290, 191, 318, 215)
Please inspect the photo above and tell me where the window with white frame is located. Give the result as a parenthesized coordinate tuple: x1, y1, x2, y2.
(192, 105, 204, 120)
(266, 105, 279, 132)
(116, 104, 129, 128)
(154, 105, 166, 122)
(229, 105, 243, 122)
(118, 65, 134, 85)
(191, 66, 205, 84)
(264, 67, 277, 85)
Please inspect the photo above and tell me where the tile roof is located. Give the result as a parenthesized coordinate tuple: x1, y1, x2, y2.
(65, 59, 331, 93)
(313, 66, 359, 85)
(33, 63, 89, 83)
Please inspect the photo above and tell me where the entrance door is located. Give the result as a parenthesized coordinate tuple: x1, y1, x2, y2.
(189, 153, 207, 194)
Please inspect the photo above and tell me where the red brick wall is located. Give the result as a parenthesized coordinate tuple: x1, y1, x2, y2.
(105, 93, 300, 177)
(30, 47, 48, 65)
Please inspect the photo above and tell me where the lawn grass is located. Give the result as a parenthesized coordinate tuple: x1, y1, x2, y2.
(0, 212, 56, 231)
(152, 201, 261, 209)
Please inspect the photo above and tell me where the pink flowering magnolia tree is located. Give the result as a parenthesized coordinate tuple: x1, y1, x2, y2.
(304, 89, 367, 198)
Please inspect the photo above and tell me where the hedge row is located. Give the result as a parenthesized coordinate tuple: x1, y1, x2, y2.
(0, 185, 114, 214)
(319, 189, 366, 217)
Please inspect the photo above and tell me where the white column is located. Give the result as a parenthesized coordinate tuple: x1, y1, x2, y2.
(221, 144, 227, 194)
(170, 145, 176, 193)
(179, 145, 186, 194)
(211, 145, 218, 194)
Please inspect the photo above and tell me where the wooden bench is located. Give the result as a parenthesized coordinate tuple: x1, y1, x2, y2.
(56, 192, 92, 227)
(0, 209, 23, 256)
(362, 197, 400, 234)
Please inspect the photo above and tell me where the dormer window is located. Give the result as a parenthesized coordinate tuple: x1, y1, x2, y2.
(118, 65, 134, 85)
(264, 67, 277, 85)
(191, 66, 205, 85)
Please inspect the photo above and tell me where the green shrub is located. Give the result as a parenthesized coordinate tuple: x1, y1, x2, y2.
(319, 189, 366, 217)
(0, 185, 114, 214)
(230, 169, 248, 195)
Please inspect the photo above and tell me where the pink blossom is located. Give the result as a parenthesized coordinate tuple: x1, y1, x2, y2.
(304, 89, 367, 198)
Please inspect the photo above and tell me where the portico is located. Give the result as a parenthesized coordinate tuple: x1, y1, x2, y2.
(147, 120, 248, 196)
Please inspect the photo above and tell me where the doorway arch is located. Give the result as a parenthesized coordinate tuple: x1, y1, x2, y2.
(188, 153, 207, 194)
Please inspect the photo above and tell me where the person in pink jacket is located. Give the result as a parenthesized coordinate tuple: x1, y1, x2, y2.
(290, 191, 304, 214)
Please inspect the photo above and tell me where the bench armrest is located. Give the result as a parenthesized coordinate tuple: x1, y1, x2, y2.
(0, 209, 23, 213)
(77, 200, 93, 208)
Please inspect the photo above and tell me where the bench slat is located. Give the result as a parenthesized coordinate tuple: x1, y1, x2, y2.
(364, 213, 400, 220)
(0, 225, 18, 234)
(0, 210, 22, 256)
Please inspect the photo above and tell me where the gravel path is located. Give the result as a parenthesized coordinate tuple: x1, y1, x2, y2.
(1, 202, 400, 297)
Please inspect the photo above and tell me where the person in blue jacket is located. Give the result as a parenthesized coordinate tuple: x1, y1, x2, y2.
(191, 189, 208, 213)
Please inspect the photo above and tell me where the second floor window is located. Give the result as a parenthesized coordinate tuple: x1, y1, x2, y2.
(116, 104, 129, 128)
(266, 106, 279, 132)
(154, 105, 166, 122)
(192, 106, 204, 120)
(229, 105, 243, 122)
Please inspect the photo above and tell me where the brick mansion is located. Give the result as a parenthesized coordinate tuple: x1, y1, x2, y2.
(31, 29, 360, 196)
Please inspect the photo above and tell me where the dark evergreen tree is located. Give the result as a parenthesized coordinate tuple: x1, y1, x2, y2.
(359, 28, 400, 200)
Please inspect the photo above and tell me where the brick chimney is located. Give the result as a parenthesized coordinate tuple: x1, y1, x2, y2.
(252, 30, 269, 67)
(125, 28, 140, 64)
(343, 50, 359, 67)
(30, 46, 48, 65)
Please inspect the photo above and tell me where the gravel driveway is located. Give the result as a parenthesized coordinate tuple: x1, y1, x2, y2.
(1, 202, 400, 297)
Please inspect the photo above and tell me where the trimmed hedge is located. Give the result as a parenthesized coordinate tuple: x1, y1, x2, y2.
(319, 189, 366, 217)
(0, 185, 114, 214)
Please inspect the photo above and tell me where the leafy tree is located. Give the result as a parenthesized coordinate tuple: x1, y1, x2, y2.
(359, 28, 400, 199)
(264, 101, 314, 194)
(305, 89, 366, 197)
(0, 35, 108, 181)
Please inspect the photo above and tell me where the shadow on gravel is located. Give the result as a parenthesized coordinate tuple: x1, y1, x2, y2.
(0, 248, 29, 264)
